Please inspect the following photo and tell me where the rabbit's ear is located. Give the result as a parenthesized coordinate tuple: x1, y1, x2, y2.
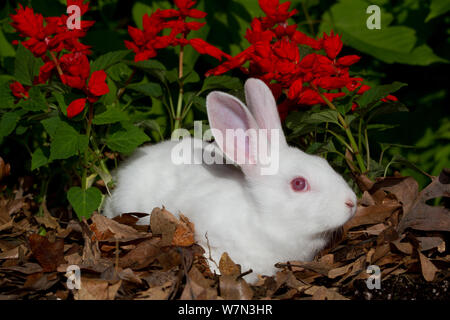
(244, 78, 287, 147)
(207, 91, 261, 176)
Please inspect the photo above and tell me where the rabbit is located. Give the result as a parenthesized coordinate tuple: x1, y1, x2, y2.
(103, 78, 357, 283)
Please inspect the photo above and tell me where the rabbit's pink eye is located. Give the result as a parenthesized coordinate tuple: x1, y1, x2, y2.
(291, 177, 308, 192)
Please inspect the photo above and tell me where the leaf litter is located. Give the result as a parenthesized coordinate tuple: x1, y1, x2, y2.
(0, 164, 448, 300)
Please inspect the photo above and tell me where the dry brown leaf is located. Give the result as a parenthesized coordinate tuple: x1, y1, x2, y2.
(371, 176, 419, 213)
(219, 252, 241, 277)
(24, 272, 59, 291)
(398, 169, 450, 232)
(75, 278, 121, 300)
(318, 254, 334, 265)
(135, 281, 174, 300)
(173, 214, 195, 247)
(180, 266, 217, 300)
(219, 275, 253, 300)
(0, 244, 27, 260)
(305, 286, 348, 300)
(360, 191, 376, 206)
(29, 234, 65, 272)
(34, 203, 60, 231)
(118, 268, 142, 285)
(328, 264, 352, 279)
(119, 238, 161, 269)
(0, 262, 43, 274)
(345, 204, 401, 231)
(418, 252, 439, 282)
(365, 223, 387, 235)
(150, 208, 195, 247)
(283, 261, 333, 276)
(417, 236, 446, 252)
(391, 239, 413, 255)
(90, 213, 150, 242)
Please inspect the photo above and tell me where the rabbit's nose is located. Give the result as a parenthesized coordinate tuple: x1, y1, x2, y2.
(345, 200, 355, 208)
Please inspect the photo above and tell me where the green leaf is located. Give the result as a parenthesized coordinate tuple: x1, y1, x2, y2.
(93, 106, 129, 125)
(18, 86, 47, 112)
(67, 186, 103, 220)
(31, 148, 48, 170)
(128, 82, 163, 97)
(0, 76, 15, 109)
(0, 27, 15, 58)
(91, 50, 131, 73)
(41, 117, 61, 138)
(356, 82, 407, 109)
(0, 111, 21, 139)
(202, 76, 242, 91)
(52, 91, 67, 115)
(14, 44, 43, 86)
(42, 117, 88, 160)
(106, 123, 150, 154)
(426, 0, 450, 22)
(125, 60, 167, 83)
(305, 109, 341, 126)
(182, 70, 201, 85)
(366, 123, 399, 131)
(319, 0, 447, 65)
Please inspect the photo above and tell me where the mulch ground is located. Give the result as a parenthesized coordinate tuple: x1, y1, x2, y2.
(0, 161, 449, 300)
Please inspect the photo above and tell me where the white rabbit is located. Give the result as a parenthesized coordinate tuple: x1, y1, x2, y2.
(103, 78, 357, 282)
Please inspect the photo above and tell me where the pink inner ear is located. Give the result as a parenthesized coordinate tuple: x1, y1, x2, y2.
(245, 78, 286, 145)
(207, 92, 258, 166)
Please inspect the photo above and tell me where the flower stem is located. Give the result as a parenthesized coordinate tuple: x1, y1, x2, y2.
(82, 102, 94, 190)
(49, 51, 63, 77)
(174, 42, 185, 130)
(312, 84, 367, 173)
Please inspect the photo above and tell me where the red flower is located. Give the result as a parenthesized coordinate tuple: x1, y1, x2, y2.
(259, 0, 297, 27)
(292, 31, 321, 50)
(160, 0, 207, 20)
(87, 70, 109, 102)
(125, 2, 227, 63)
(322, 30, 343, 60)
(10, 3, 94, 58)
(313, 76, 350, 90)
(59, 52, 91, 89)
(381, 95, 398, 102)
(67, 98, 87, 118)
(188, 38, 230, 61)
(337, 55, 360, 67)
(10, 5, 49, 57)
(66, 71, 109, 118)
(288, 79, 303, 100)
(9, 81, 29, 99)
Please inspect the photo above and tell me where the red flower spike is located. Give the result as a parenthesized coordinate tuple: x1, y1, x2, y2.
(59, 52, 91, 89)
(67, 0, 90, 16)
(288, 79, 303, 100)
(87, 70, 109, 97)
(337, 55, 360, 67)
(9, 81, 29, 99)
(189, 38, 230, 61)
(322, 30, 343, 59)
(259, 0, 297, 27)
(67, 98, 87, 118)
(381, 95, 398, 102)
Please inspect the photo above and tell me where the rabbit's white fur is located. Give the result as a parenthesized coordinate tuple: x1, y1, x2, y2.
(103, 78, 356, 282)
